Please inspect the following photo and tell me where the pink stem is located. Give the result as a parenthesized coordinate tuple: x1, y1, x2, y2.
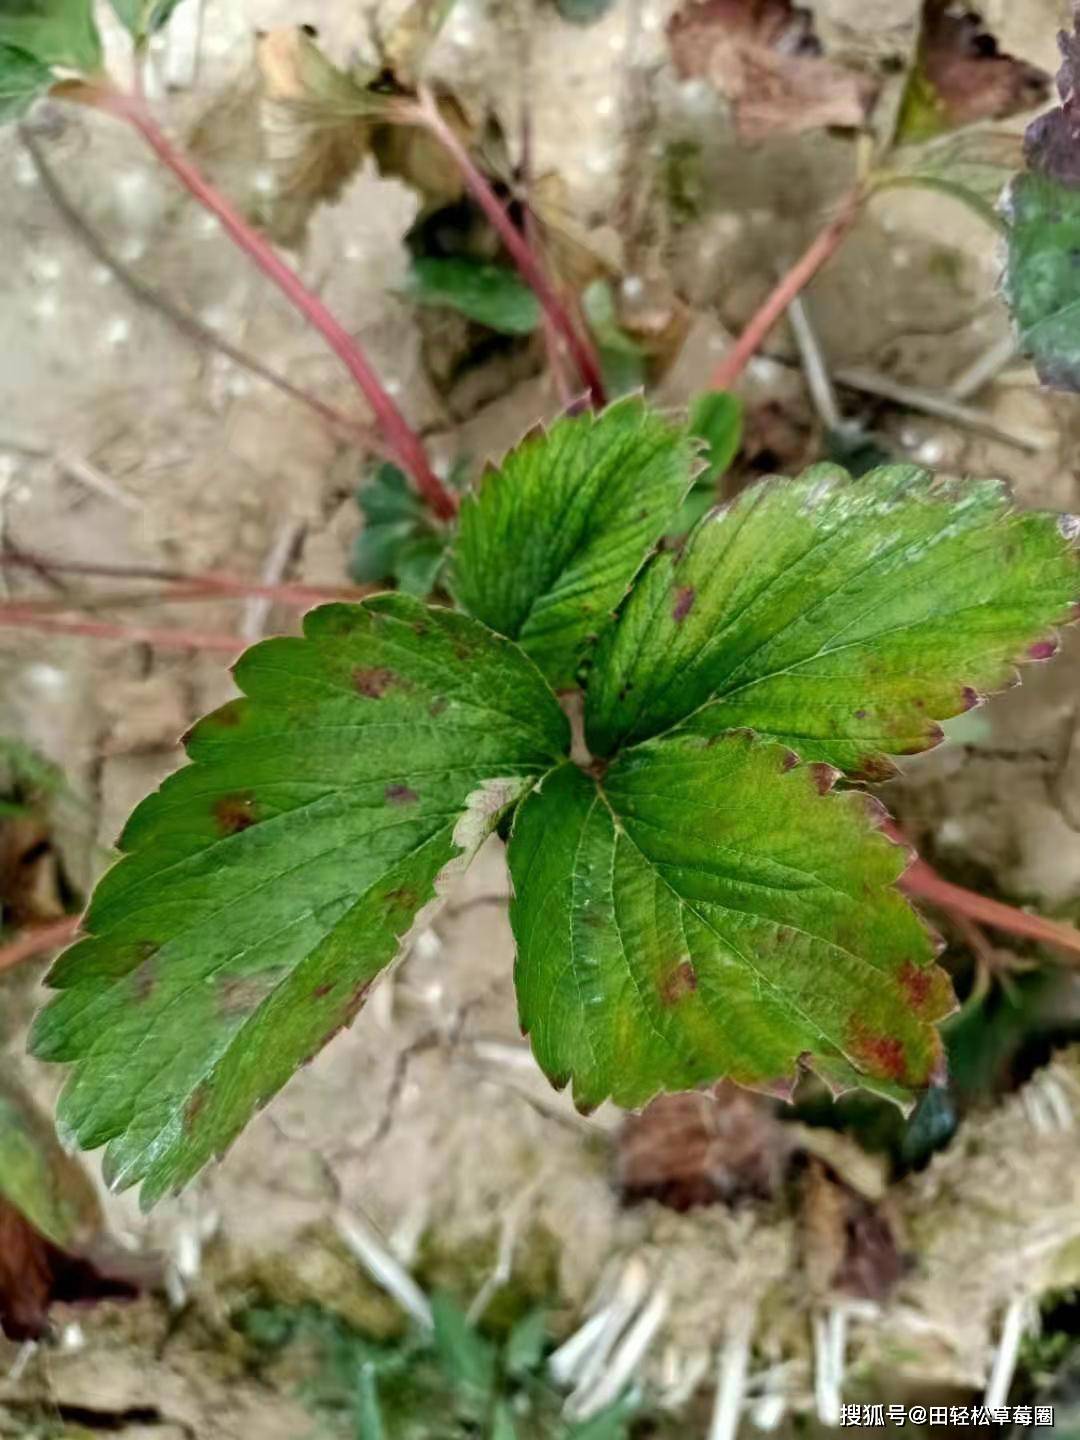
(410, 90, 607, 409)
(0, 916, 81, 975)
(883, 821, 1080, 963)
(81, 84, 457, 521)
(711, 188, 862, 393)
(0, 606, 245, 653)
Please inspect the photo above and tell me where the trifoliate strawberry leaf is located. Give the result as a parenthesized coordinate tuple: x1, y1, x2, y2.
(31, 596, 568, 1207)
(0, 42, 51, 119)
(509, 733, 951, 1111)
(108, 0, 186, 42)
(586, 464, 1078, 778)
(452, 398, 695, 690)
(0, 0, 102, 74)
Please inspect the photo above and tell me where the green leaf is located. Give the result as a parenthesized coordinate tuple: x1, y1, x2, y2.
(452, 398, 695, 689)
(586, 464, 1078, 777)
(405, 257, 541, 335)
(31, 596, 568, 1206)
(0, 0, 101, 73)
(872, 131, 1022, 232)
(431, 1294, 497, 1398)
(0, 41, 51, 120)
(508, 735, 952, 1111)
(582, 281, 648, 399)
(108, 0, 186, 41)
(504, 1307, 547, 1377)
(1004, 171, 1080, 392)
(564, 1394, 637, 1440)
(357, 1361, 385, 1440)
(667, 390, 743, 537)
(555, 0, 617, 25)
(0, 1079, 101, 1247)
(491, 1403, 519, 1440)
(352, 463, 451, 596)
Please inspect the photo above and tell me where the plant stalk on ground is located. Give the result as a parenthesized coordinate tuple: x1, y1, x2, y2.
(711, 187, 863, 392)
(63, 81, 457, 520)
(405, 88, 607, 409)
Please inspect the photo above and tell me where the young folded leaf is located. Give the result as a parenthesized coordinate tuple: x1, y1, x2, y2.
(452, 398, 695, 689)
(108, 0, 186, 41)
(585, 464, 1078, 776)
(509, 733, 951, 1111)
(31, 597, 568, 1207)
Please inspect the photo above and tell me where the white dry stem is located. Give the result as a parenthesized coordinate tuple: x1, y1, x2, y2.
(812, 1306, 848, 1427)
(949, 334, 1019, 401)
(550, 1257, 651, 1389)
(660, 1346, 713, 1412)
(240, 519, 304, 641)
(6, 1341, 36, 1382)
(467, 1176, 543, 1324)
(568, 1285, 670, 1421)
(335, 1206, 434, 1329)
(787, 295, 843, 433)
(708, 1299, 757, 1440)
(984, 1296, 1033, 1410)
(833, 367, 1049, 453)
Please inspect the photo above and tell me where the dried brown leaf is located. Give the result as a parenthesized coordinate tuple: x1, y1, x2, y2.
(617, 1083, 796, 1210)
(919, 4, 1050, 133)
(799, 1159, 904, 1303)
(0, 1198, 146, 1341)
(1025, 6, 1080, 188)
(255, 26, 380, 246)
(667, 0, 878, 141)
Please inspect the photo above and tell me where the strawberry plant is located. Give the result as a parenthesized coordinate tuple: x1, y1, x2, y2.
(19, 394, 1075, 1205)
(5, 0, 1080, 1215)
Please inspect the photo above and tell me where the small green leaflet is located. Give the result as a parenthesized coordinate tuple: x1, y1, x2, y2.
(586, 464, 1078, 777)
(452, 398, 694, 689)
(0, 42, 51, 119)
(352, 462, 452, 596)
(405, 257, 541, 335)
(31, 596, 568, 1206)
(668, 390, 743, 536)
(108, 0, 186, 41)
(509, 734, 951, 1111)
(0, 0, 101, 73)
(0, 1078, 100, 1249)
(1004, 172, 1080, 392)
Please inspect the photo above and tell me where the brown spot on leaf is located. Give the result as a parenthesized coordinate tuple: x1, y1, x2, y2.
(672, 585, 696, 623)
(353, 666, 398, 698)
(807, 762, 836, 795)
(132, 964, 157, 1004)
(429, 696, 448, 718)
(898, 961, 933, 1013)
(312, 981, 334, 999)
(384, 784, 419, 806)
(660, 958, 698, 1005)
(213, 793, 257, 836)
(184, 1083, 211, 1134)
(846, 1021, 907, 1083)
(385, 886, 418, 911)
(854, 709, 868, 720)
(852, 754, 898, 784)
(217, 973, 282, 1017)
(961, 686, 982, 711)
(1029, 638, 1058, 661)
